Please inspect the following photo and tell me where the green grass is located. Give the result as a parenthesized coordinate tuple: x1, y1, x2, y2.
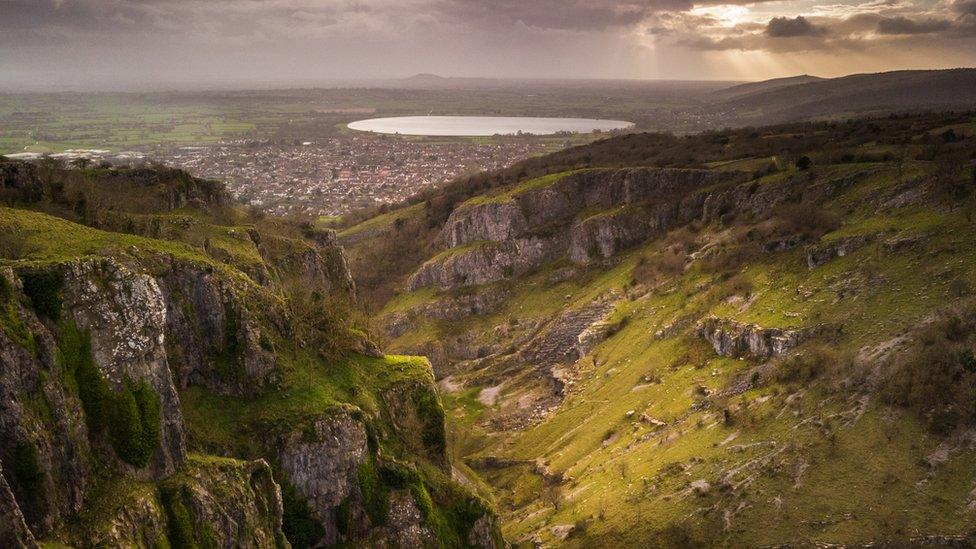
(180, 350, 434, 456)
(459, 169, 596, 207)
(336, 203, 425, 239)
(378, 157, 976, 545)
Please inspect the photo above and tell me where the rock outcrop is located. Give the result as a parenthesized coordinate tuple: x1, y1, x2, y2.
(407, 238, 562, 291)
(159, 457, 285, 549)
(279, 411, 368, 546)
(697, 317, 833, 360)
(520, 294, 619, 370)
(410, 166, 871, 291)
(0, 464, 35, 549)
(411, 168, 733, 291)
(155, 259, 276, 397)
(0, 162, 501, 548)
(806, 234, 876, 269)
(60, 259, 187, 479)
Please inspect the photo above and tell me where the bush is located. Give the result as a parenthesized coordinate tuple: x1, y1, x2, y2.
(707, 273, 753, 303)
(59, 321, 161, 467)
(882, 314, 976, 435)
(161, 486, 197, 548)
(412, 389, 447, 457)
(771, 202, 840, 240)
(60, 321, 110, 432)
(357, 456, 389, 526)
(107, 379, 161, 468)
(281, 480, 326, 548)
(0, 227, 37, 260)
(632, 249, 685, 286)
(773, 346, 837, 384)
(13, 441, 44, 506)
(20, 268, 63, 319)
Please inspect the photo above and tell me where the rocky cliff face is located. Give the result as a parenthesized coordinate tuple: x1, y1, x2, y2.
(0, 161, 500, 547)
(0, 464, 34, 549)
(409, 166, 873, 291)
(407, 237, 563, 292)
(0, 259, 207, 539)
(696, 316, 836, 360)
(411, 168, 731, 291)
(279, 411, 368, 546)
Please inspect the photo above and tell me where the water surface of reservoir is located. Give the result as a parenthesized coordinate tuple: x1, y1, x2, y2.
(347, 116, 633, 136)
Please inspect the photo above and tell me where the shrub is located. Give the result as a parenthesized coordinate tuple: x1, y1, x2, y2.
(882, 314, 976, 435)
(632, 249, 685, 286)
(357, 456, 389, 526)
(60, 321, 110, 432)
(161, 486, 197, 549)
(59, 322, 161, 467)
(771, 203, 840, 240)
(13, 441, 44, 506)
(707, 273, 753, 303)
(20, 268, 63, 319)
(281, 480, 325, 548)
(773, 346, 837, 385)
(412, 389, 447, 457)
(0, 227, 37, 260)
(108, 379, 161, 468)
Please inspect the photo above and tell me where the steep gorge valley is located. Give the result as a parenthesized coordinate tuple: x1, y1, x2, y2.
(3, 110, 976, 547)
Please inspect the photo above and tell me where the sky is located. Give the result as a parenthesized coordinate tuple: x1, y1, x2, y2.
(1, 0, 974, 89)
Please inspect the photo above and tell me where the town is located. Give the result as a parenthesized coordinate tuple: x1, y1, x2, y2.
(151, 134, 556, 216)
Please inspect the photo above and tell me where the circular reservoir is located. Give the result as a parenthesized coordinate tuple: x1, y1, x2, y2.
(347, 116, 634, 136)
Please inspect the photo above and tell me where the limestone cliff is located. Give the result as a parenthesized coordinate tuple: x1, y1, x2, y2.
(0, 161, 501, 548)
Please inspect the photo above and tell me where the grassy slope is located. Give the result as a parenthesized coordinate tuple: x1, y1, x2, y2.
(377, 153, 976, 545)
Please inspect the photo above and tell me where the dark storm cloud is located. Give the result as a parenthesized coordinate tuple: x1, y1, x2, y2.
(0, 0, 974, 88)
(439, 0, 680, 30)
(877, 16, 950, 34)
(765, 16, 826, 38)
(955, 0, 976, 16)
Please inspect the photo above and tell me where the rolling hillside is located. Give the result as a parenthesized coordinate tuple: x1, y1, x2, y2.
(341, 111, 976, 546)
(716, 69, 976, 124)
(711, 74, 825, 101)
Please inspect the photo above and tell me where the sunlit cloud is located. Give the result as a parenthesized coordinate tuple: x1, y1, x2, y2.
(0, 0, 972, 87)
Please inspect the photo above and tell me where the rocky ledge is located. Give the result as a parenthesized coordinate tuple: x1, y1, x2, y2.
(697, 316, 837, 360)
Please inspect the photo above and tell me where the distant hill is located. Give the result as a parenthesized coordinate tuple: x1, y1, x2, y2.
(718, 68, 976, 123)
(402, 73, 448, 84)
(712, 74, 825, 100)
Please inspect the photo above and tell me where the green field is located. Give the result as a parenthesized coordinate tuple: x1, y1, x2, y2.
(0, 83, 725, 155)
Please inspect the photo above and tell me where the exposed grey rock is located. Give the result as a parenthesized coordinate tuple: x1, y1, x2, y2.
(78, 457, 286, 548)
(442, 201, 529, 248)
(61, 259, 187, 479)
(382, 286, 509, 339)
(0, 463, 35, 549)
(0, 318, 91, 535)
(407, 237, 562, 291)
(155, 260, 276, 396)
(371, 491, 437, 548)
(279, 411, 368, 546)
(468, 513, 502, 548)
(885, 233, 924, 253)
(520, 294, 618, 372)
(412, 168, 735, 290)
(168, 458, 285, 549)
(806, 234, 876, 269)
(697, 316, 828, 360)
